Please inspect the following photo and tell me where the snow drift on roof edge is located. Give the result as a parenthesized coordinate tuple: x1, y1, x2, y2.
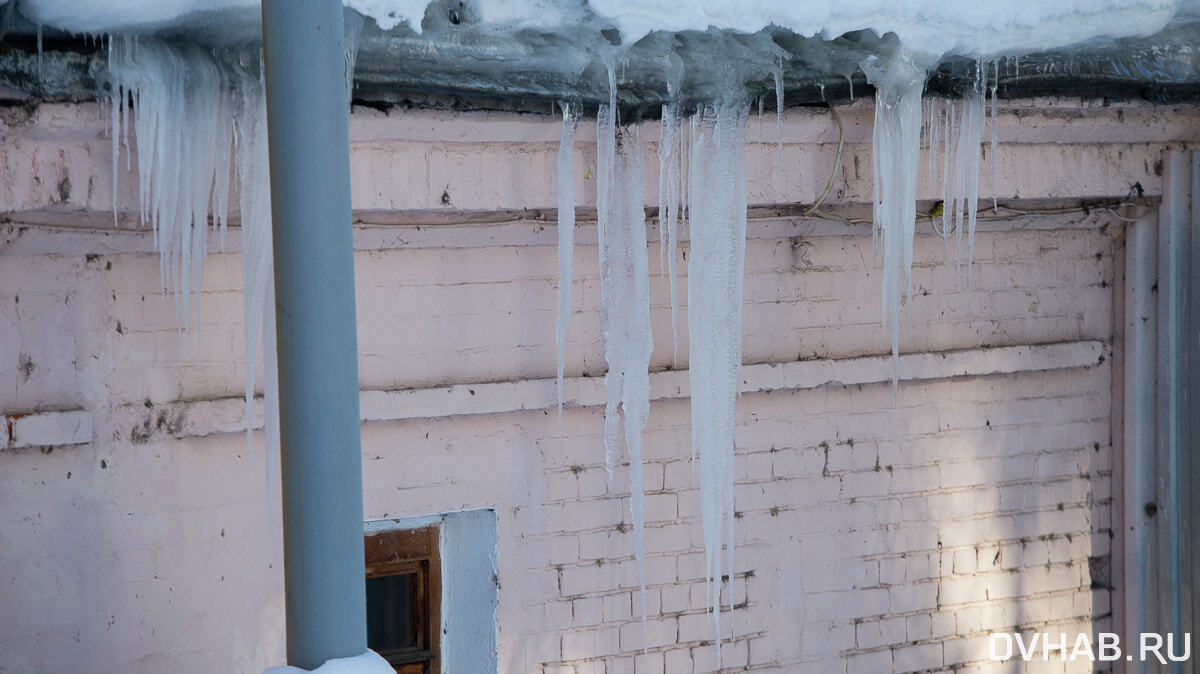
(18, 0, 1192, 61)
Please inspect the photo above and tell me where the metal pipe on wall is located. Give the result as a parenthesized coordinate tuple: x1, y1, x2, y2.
(260, 0, 367, 668)
(1123, 199, 1157, 673)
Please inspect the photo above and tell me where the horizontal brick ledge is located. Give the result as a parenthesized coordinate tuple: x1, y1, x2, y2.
(126, 340, 1105, 440)
(2, 409, 92, 450)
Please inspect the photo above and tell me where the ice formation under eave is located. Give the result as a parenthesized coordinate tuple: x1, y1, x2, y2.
(595, 98, 654, 638)
(22, 0, 1189, 63)
(105, 34, 285, 544)
(860, 51, 927, 385)
(555, 102, 576, 444)
(685, 98, 749, 659)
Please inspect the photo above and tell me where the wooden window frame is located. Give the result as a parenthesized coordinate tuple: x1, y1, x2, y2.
(364, 525, 441, 674)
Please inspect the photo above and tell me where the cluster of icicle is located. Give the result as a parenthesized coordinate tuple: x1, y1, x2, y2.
(863, 49, 1000, 385)
(555, 52, 1001, 660)
(104, 30, 999, 666)
(106, 35, 281, 533)
(105, 25, 362, 540)
(556, 78, 751, 660)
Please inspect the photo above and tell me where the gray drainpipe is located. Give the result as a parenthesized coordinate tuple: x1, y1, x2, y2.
(260, 0, 367, 668)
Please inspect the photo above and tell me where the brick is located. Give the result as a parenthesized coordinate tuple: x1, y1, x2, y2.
(561, 565, 616, 597)
(560, 628, 619, 662)
(660, 583, 691, 614)
(547, 535, 580, 566)
(944, 634, 996, 665)
(846, 650, 891, 673)
(573, 597, 603, 627)
(663, 648, 693, 672)
(856, 619, 884, 649)
(619, 616, 677, 651)
(880, 616, 907, 646)
(633, 650, 663, 673)
(906, 613, 932, 641)
(677, 612, 714, 644)
(931, 611, 956, 639)
(952, 546, 978, 574)
(602, 592, 633, 623)
(890, 582, 939, 614)
(892, 643, 942, 672)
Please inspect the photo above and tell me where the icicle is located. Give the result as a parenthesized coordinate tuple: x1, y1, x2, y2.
(36, 24, 43, 86)
(343, 8, 364, 103)
(658, 109, 668, 279)
(688, 97, 749, 667)
(555, 102, 576, 448)
(229, 51, 281, 554)
(990, 59, 999, 212)
(597, 65, 618, 482)
(943, 69, 987, 288)
(773, 64, 783, 196)
(927, 98, 939, 191)
(109, 38, 121, 228)
(659, 104, 683, 366)
(106, 37, 239, 343)
(755, 94, 764, 169)
(964, 66, 986, 287)
(106, 37, 280, 554)
(596, 109, 653, 648)
(941, 98, 954, 257)
(262, 279, 280, 562)
(861, 51, 927, 387)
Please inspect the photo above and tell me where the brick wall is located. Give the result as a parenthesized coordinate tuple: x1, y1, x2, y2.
(0, 98, 1173, 673)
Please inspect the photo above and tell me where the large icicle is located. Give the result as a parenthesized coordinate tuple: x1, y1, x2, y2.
(687, 97, 749, 665)
(106, 37, 283, 552)
(945, 67, 987, 287)
(658, 104, 684, 365)
(595, 107, 653, 642)
(989, 59, 999, 212)
(107, 37, 237, 340)
(555, 102, 576, 444)
(860, 51, 927, 386)
(229, 53, 279, 541)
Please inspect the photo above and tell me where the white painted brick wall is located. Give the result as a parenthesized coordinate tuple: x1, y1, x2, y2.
(0, 100, 1155, 673)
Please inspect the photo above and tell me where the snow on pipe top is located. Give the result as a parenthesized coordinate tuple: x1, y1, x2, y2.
(20, 0, 1190, 63)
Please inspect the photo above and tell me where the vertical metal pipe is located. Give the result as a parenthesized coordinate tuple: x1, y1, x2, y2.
(1124, 207, 1156, 670)
(1159, 152, 1189, 666)
(1188, 153, 1200, 643)
(260, 0, 366, 668)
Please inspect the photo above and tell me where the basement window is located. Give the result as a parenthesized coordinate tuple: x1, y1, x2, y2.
(365, 510, 498, 673)
(364, 524, 441, 674)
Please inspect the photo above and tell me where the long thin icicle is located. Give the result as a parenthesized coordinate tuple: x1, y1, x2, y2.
(946, 68, 987, 288)
(230, 55, 279, 549)
(942, 98, 955, 259)
(597, 70, 617, 481)
(555, 102, 576, 446)
(687, 98, 749, 666)
(861, 51, 927, 387)
(773, 64, 784, 196)
(990, 59, 1000, 212)
(596, 106, 653, 643)
(658, 104, 683, 365)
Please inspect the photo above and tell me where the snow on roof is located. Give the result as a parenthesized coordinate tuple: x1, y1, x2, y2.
(18, 0, 1191, 61)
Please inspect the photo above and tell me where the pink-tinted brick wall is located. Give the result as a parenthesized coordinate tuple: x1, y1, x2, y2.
(0, 98, 1188, 673)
